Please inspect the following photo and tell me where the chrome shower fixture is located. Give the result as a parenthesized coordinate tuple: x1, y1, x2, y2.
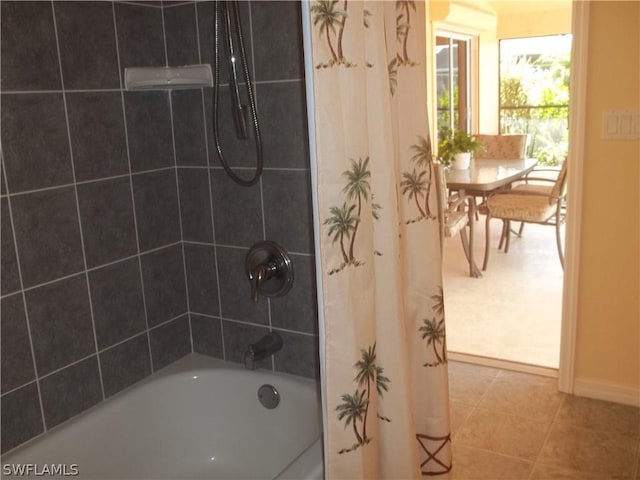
(222, 1, 248, 140)
(213, 0, 263, 187)
(245, 241, 294, 303)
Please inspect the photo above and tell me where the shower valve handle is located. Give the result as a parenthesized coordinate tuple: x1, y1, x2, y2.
(245, 241, 294, 303)
(248, 262, 277, 303)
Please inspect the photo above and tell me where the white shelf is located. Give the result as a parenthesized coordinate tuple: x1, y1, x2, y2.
(124, 65, 213, 91)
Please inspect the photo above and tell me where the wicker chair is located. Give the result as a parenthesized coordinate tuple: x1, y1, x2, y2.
(468, 134, 529, 221)
(506, 159, 567, 239)
(475, 134, 529, 160)
(433, 161, 481, 278)
(482, 160, 568, 271)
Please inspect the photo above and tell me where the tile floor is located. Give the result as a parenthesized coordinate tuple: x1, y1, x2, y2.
(449, 361, 640, 479)
(443, 217, 564, 368)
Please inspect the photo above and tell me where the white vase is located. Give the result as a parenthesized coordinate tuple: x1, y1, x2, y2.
(453, 152, 471, 170)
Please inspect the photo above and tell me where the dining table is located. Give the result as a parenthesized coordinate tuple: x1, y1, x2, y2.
(445, 157, 539, 194)
(444, 157, 538, 278)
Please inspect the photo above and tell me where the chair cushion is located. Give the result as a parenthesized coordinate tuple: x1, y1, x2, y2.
(486, 193, 556, 222)
(511, 184, 553, 196)
(445, 210, 468, 237)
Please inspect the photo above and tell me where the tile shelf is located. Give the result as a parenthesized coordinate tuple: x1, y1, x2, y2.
(124, 64, 213, 91)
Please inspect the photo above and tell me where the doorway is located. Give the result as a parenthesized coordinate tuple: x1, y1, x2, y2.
(437, 1, 579, 375)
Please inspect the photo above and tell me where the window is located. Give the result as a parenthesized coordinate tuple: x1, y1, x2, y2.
(499, 34, 572, 165)
(435, 33, 473, 137)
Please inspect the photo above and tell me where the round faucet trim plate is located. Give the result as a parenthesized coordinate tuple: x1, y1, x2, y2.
(245, 241, 294, 302)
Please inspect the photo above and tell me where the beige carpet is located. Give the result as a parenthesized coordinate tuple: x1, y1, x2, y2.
(443, 217, 563, 369)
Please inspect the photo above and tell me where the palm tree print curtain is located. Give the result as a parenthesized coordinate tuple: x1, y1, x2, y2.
(307, 1, 451, 478)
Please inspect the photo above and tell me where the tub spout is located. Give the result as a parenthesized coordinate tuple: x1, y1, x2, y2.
(244, 332, 283, 370)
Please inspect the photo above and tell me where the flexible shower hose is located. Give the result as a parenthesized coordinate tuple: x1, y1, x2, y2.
(213, 1, 263, 187)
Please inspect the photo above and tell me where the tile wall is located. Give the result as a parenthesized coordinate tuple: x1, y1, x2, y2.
(1, 0, 317, 454)
(172, 0, 318, 377)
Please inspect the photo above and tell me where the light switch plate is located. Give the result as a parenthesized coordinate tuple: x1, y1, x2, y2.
(602, 109, 640, 140)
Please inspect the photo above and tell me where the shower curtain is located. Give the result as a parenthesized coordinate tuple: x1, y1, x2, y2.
(307, 1, 451, 478)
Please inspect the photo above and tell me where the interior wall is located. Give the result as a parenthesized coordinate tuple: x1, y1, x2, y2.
(1, 0, 317, 455)
(574, 1, 640, 392)
(497, 6, 572, 39)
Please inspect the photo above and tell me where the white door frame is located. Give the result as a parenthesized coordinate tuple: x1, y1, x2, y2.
(558, 0, 589, 393)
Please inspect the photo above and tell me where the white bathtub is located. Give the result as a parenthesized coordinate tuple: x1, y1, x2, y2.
(2, 354, 324, 479)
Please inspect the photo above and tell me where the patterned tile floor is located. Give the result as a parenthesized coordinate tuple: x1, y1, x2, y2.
(448, 361, 640, 479)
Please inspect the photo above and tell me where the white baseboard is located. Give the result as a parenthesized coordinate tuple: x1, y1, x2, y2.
(446, 352, 639, 407)
(573, 378, 640, 407)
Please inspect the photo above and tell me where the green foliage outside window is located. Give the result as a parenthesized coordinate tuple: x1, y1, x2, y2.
(500, 45, 571, 166)
(437, 86, 459, 137)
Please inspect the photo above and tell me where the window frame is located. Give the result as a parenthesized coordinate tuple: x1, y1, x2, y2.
(434, 30, 475, 135)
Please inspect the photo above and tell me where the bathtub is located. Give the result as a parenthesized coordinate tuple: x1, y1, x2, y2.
(2, 354, 324, 479)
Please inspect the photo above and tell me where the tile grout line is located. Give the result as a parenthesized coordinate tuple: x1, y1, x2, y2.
(244, 0, 275, 371)
(188, 311, 319, 338)
(161, 3, 194, 353)
(1, 311, 191, 400)
(195, 0, 227, 361)
(192, 0, 202, 65)
(455, 442, 536, 464)
(176, 165, 311, 172)
(51, 0, 106, 402)
(1, 163, 174, 192)
(0, 241, 184, 301)
(2, 164, 182, 200)
(2, 270, 85, 299)
(111, 0, 156, 374)
(163, 1, 196, 10)
(449, 366, 501, 451)
(526, 385, 567, 479)
(114, 1, 163, 9)
(0, 79, 296, 97)
(176, 168, 195, 353)
(182, 239, 314, 257)
(0, 154, 48, 431)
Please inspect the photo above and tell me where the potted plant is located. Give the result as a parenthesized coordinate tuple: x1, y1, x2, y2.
(437, 128, 482, 170)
